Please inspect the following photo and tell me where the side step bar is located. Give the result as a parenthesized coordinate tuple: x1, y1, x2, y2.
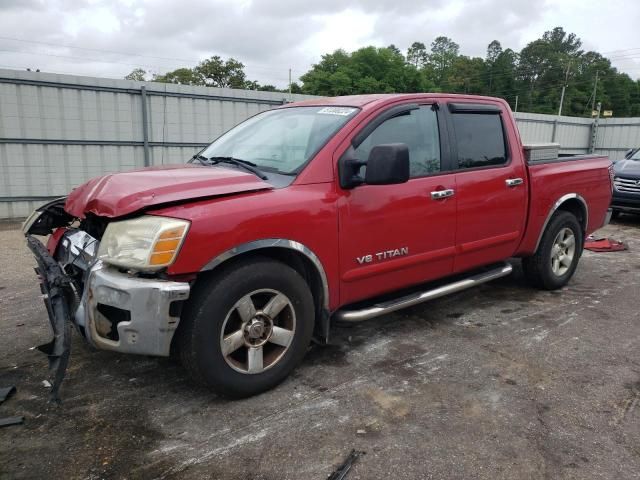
(333, 262, 513, 322)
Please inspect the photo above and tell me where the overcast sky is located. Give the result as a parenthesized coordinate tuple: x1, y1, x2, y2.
(1, 0, 639, 87)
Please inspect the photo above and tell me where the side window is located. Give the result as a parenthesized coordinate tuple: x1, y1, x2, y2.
(451, 113, 507, 169)
(354, 106, 441, 177)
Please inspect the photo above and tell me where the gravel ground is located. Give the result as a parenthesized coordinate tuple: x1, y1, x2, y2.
(1, 217, 639, 480)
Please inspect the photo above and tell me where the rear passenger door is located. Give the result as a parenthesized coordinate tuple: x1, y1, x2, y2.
(447, 103, 527, 273)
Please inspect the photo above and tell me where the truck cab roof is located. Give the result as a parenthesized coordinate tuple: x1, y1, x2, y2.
(288, 93, 511, 110)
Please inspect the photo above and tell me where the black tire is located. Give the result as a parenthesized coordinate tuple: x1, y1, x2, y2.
(522, 211, 584, 290)
(177, 256, 314, 398)
(611, 210, 621, 220)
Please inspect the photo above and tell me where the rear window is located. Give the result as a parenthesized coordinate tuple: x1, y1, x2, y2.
(452, 113, 507, 169)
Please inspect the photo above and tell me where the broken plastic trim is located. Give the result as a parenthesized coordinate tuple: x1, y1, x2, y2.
(26, 235, 73, 403)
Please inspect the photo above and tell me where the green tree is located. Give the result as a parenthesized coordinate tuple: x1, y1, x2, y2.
(300, 46, 428, 96)
(195, 56, 247, 88)
(387, 44, 403, 58)
(428, 36, 459, 84)
(448, 56, 486, 94)
(517, 27, 584, 113)
(153, 67, 203, 85)
(407, 42, 428, 68)
(485, 40, 503, 92)
(124, 68, 147, 81)
(491, 48, 518, 106)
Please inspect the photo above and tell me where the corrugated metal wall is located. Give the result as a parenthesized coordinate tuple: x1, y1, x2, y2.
(2, 67, 640, 219)
(0, 69, 315, 218)
(514, 111, 640, 158)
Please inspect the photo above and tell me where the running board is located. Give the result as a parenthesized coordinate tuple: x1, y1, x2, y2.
(333, 262, 513, 322)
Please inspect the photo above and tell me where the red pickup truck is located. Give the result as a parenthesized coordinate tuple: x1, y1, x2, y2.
(23, 94, 613, 399)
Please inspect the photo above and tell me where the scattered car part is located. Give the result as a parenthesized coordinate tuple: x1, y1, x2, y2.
(584, 237, 628, 252)
(327, 449, 365, 480)
(0, 416, 25, 428)
(0, 386, 16, 404)
(26, 236, 72, 403)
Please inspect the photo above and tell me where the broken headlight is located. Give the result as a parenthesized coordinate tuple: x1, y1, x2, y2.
(97, 215, 190, 271)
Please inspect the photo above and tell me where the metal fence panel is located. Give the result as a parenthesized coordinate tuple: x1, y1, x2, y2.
(2, 67, 640, 219)
(513, 112, 640, 158)
(0, 68, 314, 218)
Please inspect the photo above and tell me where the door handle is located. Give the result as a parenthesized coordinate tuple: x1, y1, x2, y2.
(505, 178, 524, 187)
(431, 189, 455, 200)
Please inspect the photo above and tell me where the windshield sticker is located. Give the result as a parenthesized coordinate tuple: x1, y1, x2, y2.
(317, 107, 357, 116)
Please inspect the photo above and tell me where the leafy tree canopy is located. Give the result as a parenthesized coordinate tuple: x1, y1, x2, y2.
(299, 27, 640, 116)
(125, 27, 640, 116)
(125, 56, 293, 93)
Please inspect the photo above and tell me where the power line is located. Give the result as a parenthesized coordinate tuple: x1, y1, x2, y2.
(0, 35, 315, 75)
(600, 46, 640, 55)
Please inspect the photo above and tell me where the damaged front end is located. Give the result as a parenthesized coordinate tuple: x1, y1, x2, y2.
(25, 237, 72, 403)
(23, 199, 190, 402)
(23, 198, 98, 402)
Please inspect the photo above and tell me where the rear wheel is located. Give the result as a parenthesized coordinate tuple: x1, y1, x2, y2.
(522, 211, 583, 290)
(611, 210, 621, 220)
(177, 257, 314, 397)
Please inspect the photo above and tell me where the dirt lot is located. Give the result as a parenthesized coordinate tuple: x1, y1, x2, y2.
(1, 218, 639, 480)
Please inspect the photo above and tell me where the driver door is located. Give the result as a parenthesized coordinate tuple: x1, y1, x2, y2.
(337, 104, 457, 305)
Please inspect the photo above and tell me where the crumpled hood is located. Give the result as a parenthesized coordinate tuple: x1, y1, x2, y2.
(614, 159, 640, 178)
(65, 164, 273, 218)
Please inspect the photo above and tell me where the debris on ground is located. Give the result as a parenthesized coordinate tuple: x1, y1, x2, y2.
(0, 386, 16, 404)
(584, 237, 628, 252)
(0, 416, 25, 428)
(0, 386, 24, 429)
(327, 449, 365, 480)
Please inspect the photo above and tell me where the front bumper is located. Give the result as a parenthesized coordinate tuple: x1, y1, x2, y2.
(612, 188, 640, 213)
(80, 262, 190, 356)
(28, 235, 190, 358)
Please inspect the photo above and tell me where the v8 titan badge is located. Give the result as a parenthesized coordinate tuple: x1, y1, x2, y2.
(357, 247, 409, 265)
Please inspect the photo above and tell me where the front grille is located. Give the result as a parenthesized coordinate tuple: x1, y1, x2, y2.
(614, 177, 640, 194)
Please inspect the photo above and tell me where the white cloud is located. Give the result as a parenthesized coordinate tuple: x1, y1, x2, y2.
(0, 0, 638, 86)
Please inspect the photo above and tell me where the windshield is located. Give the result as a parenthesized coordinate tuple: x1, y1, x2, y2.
(631, 149, 640, 160)
(199, 106, 359, 175)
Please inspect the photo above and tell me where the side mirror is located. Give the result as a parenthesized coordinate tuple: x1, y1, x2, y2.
(339, 143, 410, 189)
(365, 144, 410, 185)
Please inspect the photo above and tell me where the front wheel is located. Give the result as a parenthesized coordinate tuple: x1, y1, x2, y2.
(177, 257, 315, 397)
(522, 211, 583, 290)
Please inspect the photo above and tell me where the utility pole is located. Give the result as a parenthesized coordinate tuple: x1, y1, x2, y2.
(514, 95, 518, 113)
(589, 101, 601, 153)
(288, 68, 292, 100)
(591, 70, 599, 113)
(558, 62, 571, 116)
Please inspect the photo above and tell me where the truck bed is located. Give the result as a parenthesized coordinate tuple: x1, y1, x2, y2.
(516, 154, 612, 255)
